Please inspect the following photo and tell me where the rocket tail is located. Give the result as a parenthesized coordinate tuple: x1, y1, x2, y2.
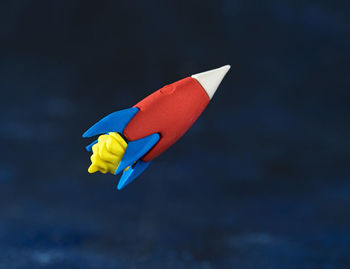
(82, 107, 160, 189)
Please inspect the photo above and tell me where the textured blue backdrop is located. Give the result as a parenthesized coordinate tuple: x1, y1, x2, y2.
(0, 0, 349, 268)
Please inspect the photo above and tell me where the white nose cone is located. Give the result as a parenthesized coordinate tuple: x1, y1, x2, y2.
(191, 65, 230, 100)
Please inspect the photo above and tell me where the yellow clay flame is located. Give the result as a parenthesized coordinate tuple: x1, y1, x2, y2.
(88, 132, 128, 174)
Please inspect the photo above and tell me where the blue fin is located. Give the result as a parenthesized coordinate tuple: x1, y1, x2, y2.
(82, 107, 139, 138)
(115, 133, 160, 174)
(117, 160, 151, 190)
(85, 139, 98, 152)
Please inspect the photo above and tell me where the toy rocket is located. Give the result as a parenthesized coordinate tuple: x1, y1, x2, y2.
(83, 65, 230, 190)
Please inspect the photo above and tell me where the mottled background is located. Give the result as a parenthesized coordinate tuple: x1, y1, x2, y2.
(1, 0, 349, 268)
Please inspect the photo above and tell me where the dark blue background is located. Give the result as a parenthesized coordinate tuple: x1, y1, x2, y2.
(1, 0, 349, 268)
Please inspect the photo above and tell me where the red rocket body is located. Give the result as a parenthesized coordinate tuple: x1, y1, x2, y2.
(124, 77, 210, 162)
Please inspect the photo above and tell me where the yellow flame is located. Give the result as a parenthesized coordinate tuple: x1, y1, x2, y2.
(88, 132, 128, 174)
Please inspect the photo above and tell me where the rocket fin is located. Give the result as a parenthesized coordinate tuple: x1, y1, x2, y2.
(85, 139, 98, 152)
(115, 133, 160, 174)
(82, 107, 139, 138)
(117, 160, 151, 190)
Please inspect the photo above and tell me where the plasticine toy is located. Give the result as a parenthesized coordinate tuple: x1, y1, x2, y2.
(83, 65, 230, 190)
